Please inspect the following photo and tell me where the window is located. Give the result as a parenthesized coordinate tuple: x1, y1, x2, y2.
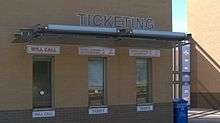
(88, 58, 106, 106)
(33, 57, 53, 108)
(136, 58, 152, 104)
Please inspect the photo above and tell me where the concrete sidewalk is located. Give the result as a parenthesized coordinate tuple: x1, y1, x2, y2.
(189, 109, 220, 123)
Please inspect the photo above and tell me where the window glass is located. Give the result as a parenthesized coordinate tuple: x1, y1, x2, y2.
(136, 58, 152, 104)
(88, 58, 105, 106)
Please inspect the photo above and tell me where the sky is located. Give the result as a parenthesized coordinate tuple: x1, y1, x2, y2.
(172, 0, 187, 32)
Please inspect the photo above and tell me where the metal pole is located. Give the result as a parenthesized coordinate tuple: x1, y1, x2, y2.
(172, 47, 176, 99)
(178, 43, 183, 99)
(176, 46, 179, 99)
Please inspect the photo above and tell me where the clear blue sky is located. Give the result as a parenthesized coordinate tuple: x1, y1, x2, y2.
(172, 0, 186, 32)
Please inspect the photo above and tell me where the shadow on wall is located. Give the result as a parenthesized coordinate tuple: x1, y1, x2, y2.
(190, 38, 220, 109)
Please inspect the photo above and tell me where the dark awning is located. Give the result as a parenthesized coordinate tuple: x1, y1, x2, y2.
(13, 24, 191, 49)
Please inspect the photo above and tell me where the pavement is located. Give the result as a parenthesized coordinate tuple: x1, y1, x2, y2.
(189, 108, 220, 123)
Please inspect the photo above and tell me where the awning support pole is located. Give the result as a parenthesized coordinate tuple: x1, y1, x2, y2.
(178, 43, 183, 99)
(172, 41, 184, 100)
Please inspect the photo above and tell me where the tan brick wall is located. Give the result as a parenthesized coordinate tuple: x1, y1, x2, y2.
(107, 47, 136, 105)
(153, 49, 172, 103)
(188, 0, 220, 93)
(0, 0, 172, 110)
(0, 103, 173, 123)
(0, 44, 32, 110)
(54, 45, 88, 108)
(54, 47, 172, 107)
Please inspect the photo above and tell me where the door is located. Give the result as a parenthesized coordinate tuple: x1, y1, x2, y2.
(33, 57, 52, 108)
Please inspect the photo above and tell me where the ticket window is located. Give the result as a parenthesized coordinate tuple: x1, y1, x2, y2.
(136, 58, 153, 104)
(88, 58, 106, 106)
(32, 57, 53, 109)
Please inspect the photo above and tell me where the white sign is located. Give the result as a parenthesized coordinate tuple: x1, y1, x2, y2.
(89, 107, 108, 114)
(32, 110, 55, 118)
(79, 47, 115, 56)
(129, 49, 160, 57)
(137, 105, 154, 112)
(26, 45, 60, 55)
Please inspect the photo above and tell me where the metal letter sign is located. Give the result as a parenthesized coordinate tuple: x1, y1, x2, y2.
(77, 13, 155, 30)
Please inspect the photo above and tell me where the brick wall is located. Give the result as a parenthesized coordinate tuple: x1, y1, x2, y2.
(0, 0, 173, 122)
(188, 0, 220, 108)
(0, 103, 173, 123)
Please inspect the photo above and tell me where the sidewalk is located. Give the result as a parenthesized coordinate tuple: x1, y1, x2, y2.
(189, 108, 220, 123)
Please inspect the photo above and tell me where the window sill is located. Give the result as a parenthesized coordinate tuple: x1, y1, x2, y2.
(136, 103, 153, 106)
(32, 108, 55, 111)
(89, 105, 108, 108)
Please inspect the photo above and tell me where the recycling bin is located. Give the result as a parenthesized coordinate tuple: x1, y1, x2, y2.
(173, 99, 188, 123)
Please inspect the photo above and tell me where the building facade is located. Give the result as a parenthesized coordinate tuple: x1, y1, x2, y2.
(0, 0, 178, 122)
(188, 0, 220, 109)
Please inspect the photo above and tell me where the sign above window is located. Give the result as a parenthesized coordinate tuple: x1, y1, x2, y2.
(79, 46, 115, 56)
(129, 49, 160, 57)
(77, 13, 155, 30)
(26, 45, 60, 55)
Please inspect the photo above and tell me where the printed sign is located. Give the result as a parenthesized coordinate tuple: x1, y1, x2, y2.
(26, 45, 60, 55)
(137, 105, 154, 112)
(32, 110, 55, 118)
(129, 49, 160, 57)
(182, 82, 190, 102)
(79, 47, 115, 56)
(181, 43, 191, 105)
(89, 107, 108, 114)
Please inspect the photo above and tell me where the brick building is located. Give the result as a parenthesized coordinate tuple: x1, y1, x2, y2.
(0, 0, 188, 122)
(188, 0, 220, 109)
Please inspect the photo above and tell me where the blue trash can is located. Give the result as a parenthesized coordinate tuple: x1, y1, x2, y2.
(173, 99, 188, 123)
